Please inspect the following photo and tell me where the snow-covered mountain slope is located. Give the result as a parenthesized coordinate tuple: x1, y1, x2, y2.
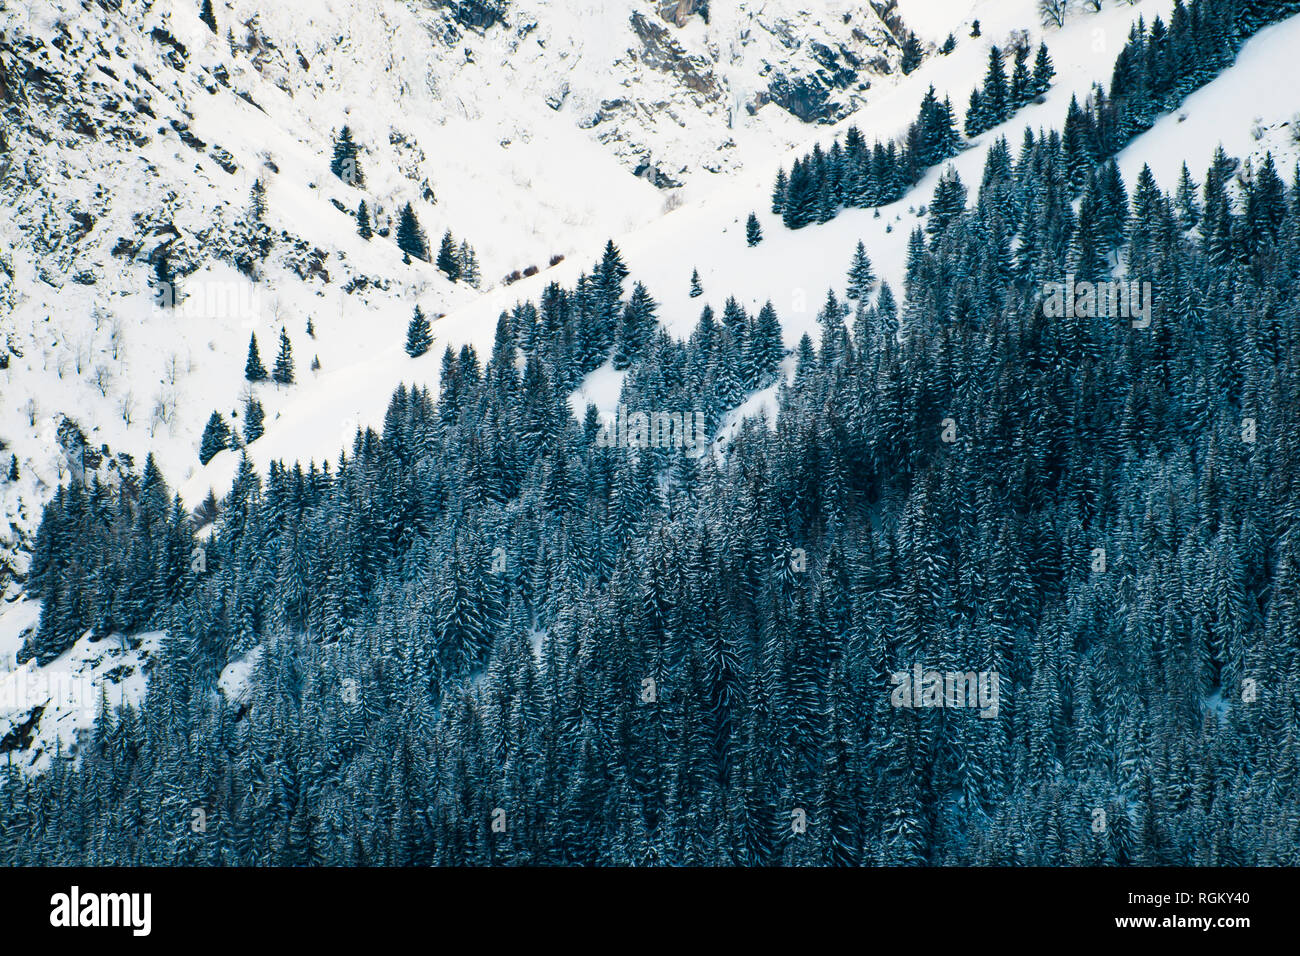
(0, 0, 922, 590)
(173, 0, 1300, 507)
(3, 0, 1299, 776)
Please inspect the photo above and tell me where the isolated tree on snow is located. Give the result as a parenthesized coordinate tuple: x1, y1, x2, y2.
(199, 0, 217, 33)
(456, 239, 480, 287)
(395, 203, 428, 262)
(690, 268, 703, 297)
(242, 397, 264, 444)
(1039, 0, 1067, 28)
(1031, 42, 1055, 95)
(245, 333, 267, 381)
(272, 327, 295, 385)
(900, 32, 923, 74)
(405, 305, 433, 357)
(846, 241, 876, 300)
(330, 126, 364, 186)
(249, 178, 267, 222)
(746, 212, 763, 246)
(437, 231, 461, 280)
(199, 412, 230, 464)
(356, 200, 373, 240)
(153, 251, 175, 308)
(771, 168, 789, 215)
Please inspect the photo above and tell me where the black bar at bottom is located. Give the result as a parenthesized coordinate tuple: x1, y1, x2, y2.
(0, 866, 1281, 943)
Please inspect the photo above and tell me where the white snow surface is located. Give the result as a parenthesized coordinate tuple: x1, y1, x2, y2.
(0, 597, 161, 775)
(216, 643, 264, 705)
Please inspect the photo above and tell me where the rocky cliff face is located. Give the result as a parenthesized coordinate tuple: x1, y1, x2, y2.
(0, 0, 914, 290)
(569, 0, 910, 183)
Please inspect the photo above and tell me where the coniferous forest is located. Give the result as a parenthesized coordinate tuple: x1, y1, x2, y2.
(772, 0, 1292, 228)
(3, 0, 1300, 867)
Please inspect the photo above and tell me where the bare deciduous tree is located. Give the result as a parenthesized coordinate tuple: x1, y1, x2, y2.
(73, 335, 91, 375)
(1040, 0, 1069, 27)
(149, 399, 167, 438)
(91, 363, 112, 397)
(109, 316, 125, 360)
(150, 386, 179, 438)
(164, 352, 183, 386)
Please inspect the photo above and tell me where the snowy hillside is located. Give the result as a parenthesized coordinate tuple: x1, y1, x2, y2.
(0, 0, 923, 590)
(176, 0, 1300, 504)
(4, 0, 1300, 880)
(3, 0, 1300, 784)
(0, 0, 921, 771)
(0, 596, 158, 775)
